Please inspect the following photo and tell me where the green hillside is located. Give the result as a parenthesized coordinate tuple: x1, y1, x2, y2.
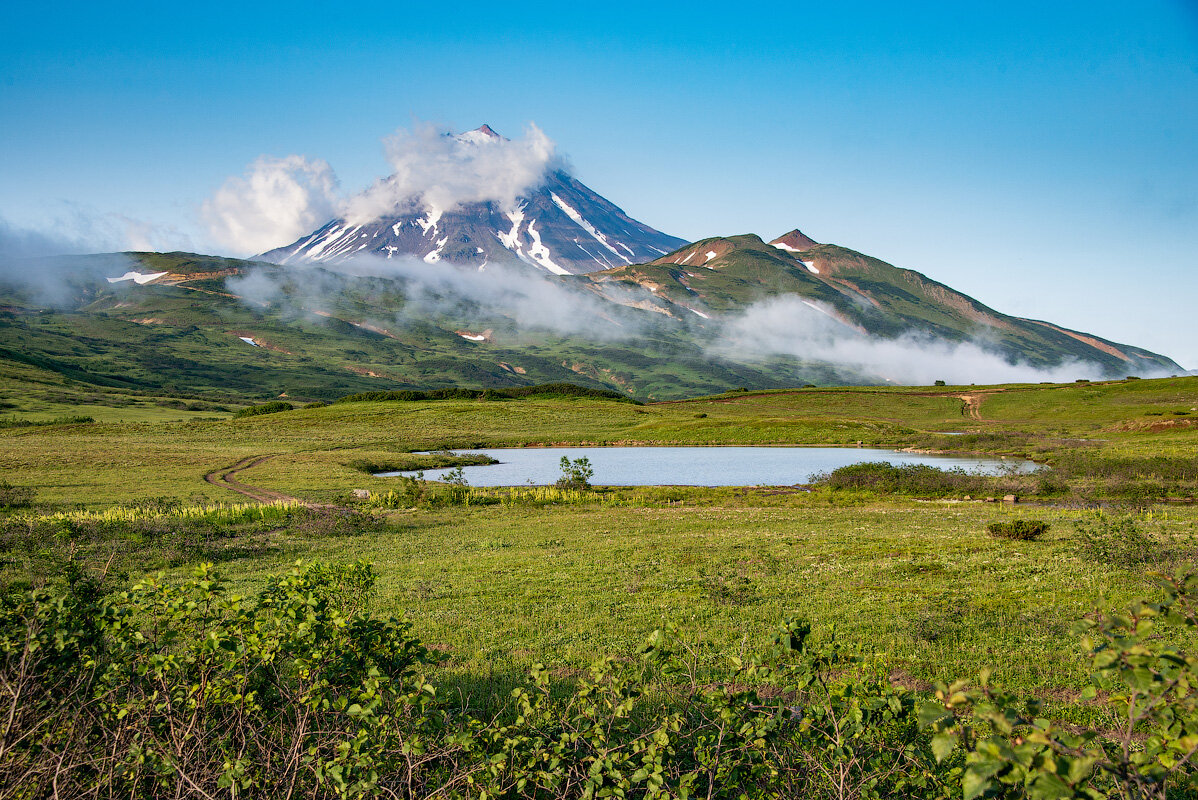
(0, 252, 853, 405)
(594, 235, 1180, 375)
(0, 244, 1181, 408)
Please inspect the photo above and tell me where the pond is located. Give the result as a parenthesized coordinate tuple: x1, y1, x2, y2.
(375, 446, 1037, 487)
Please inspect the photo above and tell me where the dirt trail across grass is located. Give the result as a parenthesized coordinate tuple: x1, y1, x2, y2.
(204, 455, 303, 504)
(958, 394, 984, 420)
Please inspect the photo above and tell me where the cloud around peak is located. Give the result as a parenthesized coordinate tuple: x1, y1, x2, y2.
(201, 122, 560, 256)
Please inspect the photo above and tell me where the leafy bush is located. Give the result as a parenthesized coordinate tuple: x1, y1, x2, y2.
(814, 461, 990, 497)
(556, 455, 594, 490)
(5, 562, 1198, 797)
(986, 519, 1050, 540)
(0, 561, 435, 798)
(922, 570, 1198, 800)
(1050, 452, 1198, 503)
(232, 400, 294, 418)
(346, 451, 497, 475)
(0, 414, 94, 429)
(365, 474, 426, 508)
(1053, 453, 1198, 482)
(1073, 512, 1182, 569)
(0, 480, 35, 509)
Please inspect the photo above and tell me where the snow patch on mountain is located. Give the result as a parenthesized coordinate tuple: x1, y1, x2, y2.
(525, 220, 569, 275)
(416, 210, 442, 237)
(107, 270, 167, 285)
(423, 236, 449, 263)
(499, 207, 525, 252)
(550, 192, 631, 266)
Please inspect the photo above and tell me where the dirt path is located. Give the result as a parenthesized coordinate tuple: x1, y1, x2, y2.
(958, 394, 983, 420)
(204, 455, 303, 503)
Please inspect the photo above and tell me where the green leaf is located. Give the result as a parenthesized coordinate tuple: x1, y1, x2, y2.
(963, 768, 990, 800)
(1027, 772, 1074, 799)
(931, 732, 958, 762)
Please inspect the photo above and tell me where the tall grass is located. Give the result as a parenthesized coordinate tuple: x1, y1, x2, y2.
(32, 499, 302, 527)
(362, 485, 611, 509)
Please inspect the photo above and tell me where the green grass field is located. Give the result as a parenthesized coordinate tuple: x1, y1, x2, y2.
(3, 373, 1197, 795)
(2, 375, 1194, 697)
(2, 375, 1195, 506)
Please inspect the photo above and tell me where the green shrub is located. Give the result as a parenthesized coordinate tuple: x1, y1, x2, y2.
(1073, 512, 1182, 569)
(347, 452, 497, 475)
(365, 474, 426, 508)
(5, 563, 1198, 797)
(0, 415, 94, 429)
(0, 561, 434, 797)
(232, 400, 294, 418)
(922, 570, 1198, 799)
(0, 480, 35, 509)
(555, 455, 594, 490)
(814, 461, 990, 497)
(986, 519, 1050, 540)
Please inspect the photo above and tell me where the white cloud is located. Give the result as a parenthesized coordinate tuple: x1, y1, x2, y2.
(201, 155, 340, 256)
(201, 122, 560, 256)
(715, 295, 1110, 384)
(342, 123, 558, 224)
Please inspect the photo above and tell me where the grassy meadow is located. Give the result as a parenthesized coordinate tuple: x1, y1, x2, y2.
(1, 376, 1195, 692)
(3, 374, 1197, 795)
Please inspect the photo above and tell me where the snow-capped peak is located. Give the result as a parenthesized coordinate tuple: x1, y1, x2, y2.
(258, 128, 687, 273)
(456, 124, 505, 144)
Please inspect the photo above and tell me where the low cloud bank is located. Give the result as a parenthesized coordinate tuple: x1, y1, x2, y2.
(227, 254, 663, 342)
(714, 296, 1111, 384)
(228, 258, 1133, 385)
(0, 216, 141, 307)
(204, 123, 559, 256)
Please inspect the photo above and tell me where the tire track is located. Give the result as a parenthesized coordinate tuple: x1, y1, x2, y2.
(203, 455, 302, 503)
(958, 394, 984, 420)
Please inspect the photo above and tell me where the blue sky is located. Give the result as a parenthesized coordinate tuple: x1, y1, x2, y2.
(2, 1, 1196, 367)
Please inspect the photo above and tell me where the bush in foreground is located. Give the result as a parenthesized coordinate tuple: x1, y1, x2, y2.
(0, 480, 35, 509)
(4, 562, 1198, 798)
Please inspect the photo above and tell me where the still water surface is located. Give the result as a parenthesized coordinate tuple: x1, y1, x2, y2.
(377, 446, 1036, 487)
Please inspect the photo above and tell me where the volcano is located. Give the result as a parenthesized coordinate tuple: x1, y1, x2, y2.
(259, 125, 686, 274)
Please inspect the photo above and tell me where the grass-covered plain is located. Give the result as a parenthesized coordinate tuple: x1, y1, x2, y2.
(2, 375, 1195, 693)
(3, 375, 1198, 796)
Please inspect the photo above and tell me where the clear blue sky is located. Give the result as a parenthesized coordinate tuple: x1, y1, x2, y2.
(2, 1, 1196, 367)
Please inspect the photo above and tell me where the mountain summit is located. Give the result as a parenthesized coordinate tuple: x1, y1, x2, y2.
(259, 126, 686, 273)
